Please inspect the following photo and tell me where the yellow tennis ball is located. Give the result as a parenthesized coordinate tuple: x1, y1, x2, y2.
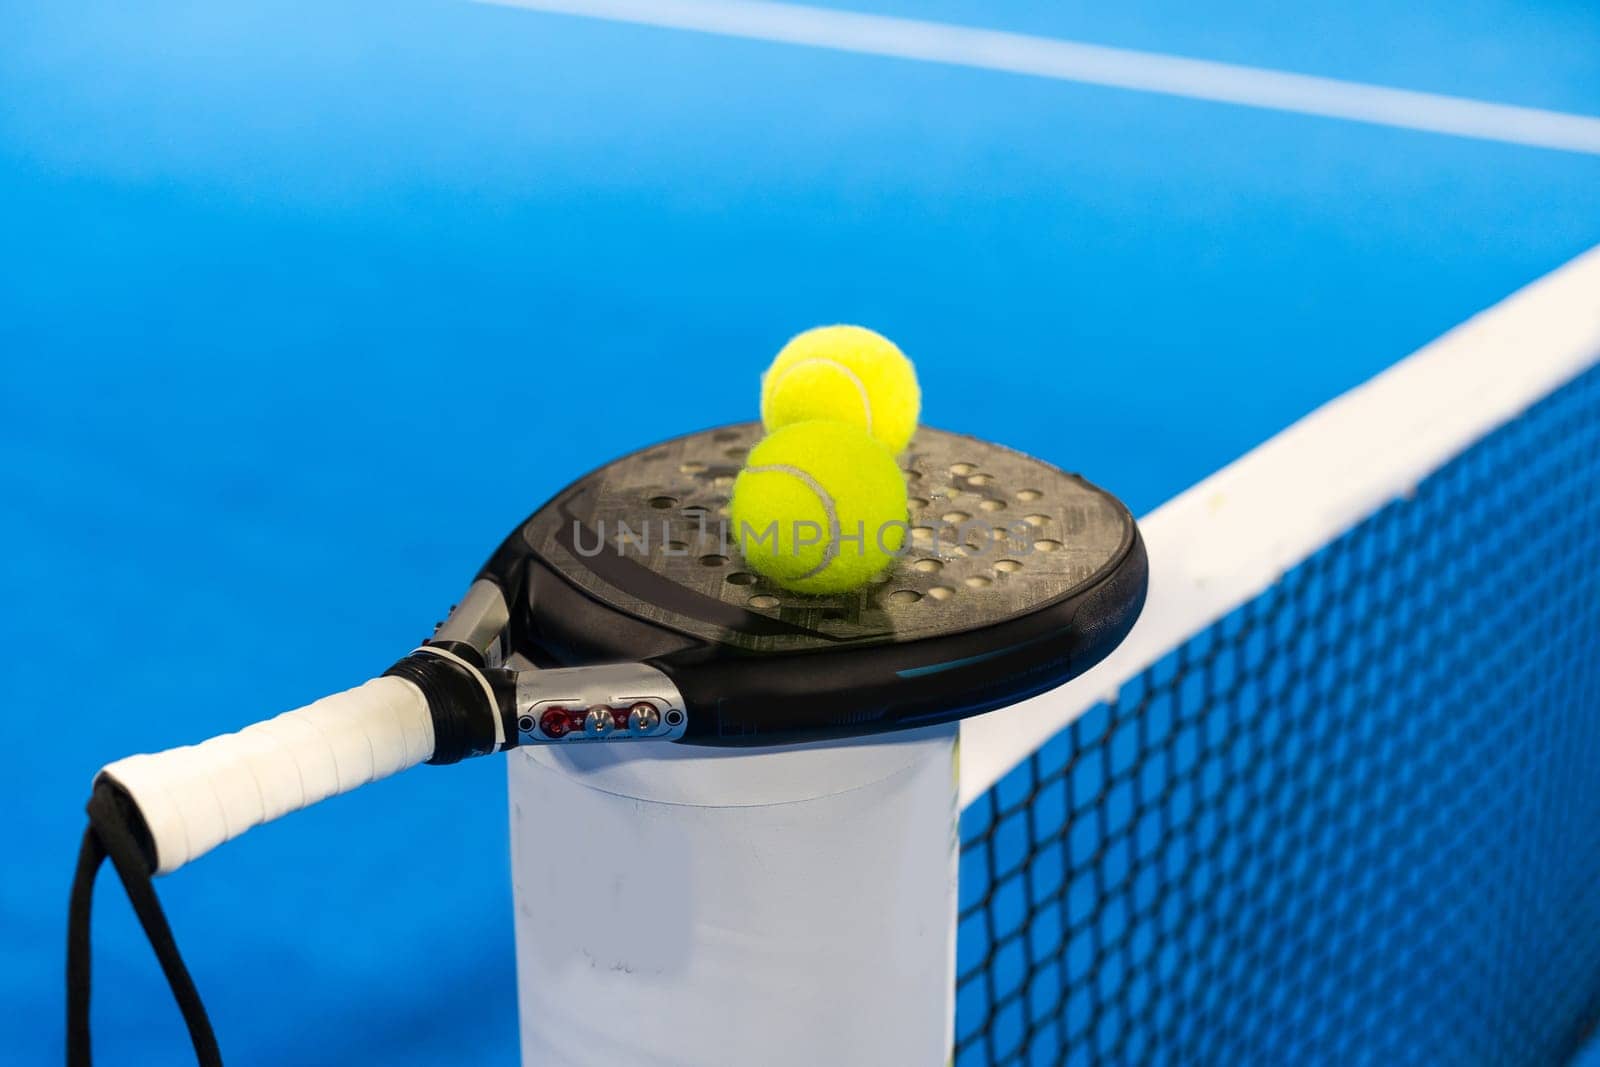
(760, 325, 921, 453)
(729, 420, 908, 594)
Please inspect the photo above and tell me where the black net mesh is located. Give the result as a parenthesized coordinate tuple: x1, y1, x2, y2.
(956, 364, 1600, 1066)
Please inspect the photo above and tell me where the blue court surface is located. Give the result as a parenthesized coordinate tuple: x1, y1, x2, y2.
(4, 2, 1599, 1063)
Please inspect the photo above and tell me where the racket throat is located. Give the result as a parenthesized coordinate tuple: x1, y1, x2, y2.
(427, 577, 513, 669)
(419, 581, 690, 750)
(511, 663, 687, 744)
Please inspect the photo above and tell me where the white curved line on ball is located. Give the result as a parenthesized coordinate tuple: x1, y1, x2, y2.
(768, 357, 874, 435)
(744, 462, 841, 579)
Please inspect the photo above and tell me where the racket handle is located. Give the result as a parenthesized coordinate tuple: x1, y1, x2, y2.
(98, 676, 435, 875)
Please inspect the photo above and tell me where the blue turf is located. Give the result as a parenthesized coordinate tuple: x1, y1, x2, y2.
(3, 2, 1599, 1063)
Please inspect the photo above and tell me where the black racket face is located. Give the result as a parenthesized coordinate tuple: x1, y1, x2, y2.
(501, 423, 1147, 744)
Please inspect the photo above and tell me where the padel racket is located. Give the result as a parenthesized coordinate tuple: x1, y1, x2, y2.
(67, 423, 1147, 1064)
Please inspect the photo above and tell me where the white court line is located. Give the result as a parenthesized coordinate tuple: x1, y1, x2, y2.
(475, 0, 1600, 155)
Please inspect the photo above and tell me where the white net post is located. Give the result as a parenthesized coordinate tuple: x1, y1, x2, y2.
(507, 724, 959, 1065)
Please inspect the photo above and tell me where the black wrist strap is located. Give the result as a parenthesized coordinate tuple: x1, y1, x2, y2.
(67, 779, 222, 1066)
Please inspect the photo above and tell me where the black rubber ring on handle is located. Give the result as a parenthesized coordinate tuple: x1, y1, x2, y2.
(384, 650, 499, 764)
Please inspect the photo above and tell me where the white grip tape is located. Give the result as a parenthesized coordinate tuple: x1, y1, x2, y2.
(98, 675, 436, 875)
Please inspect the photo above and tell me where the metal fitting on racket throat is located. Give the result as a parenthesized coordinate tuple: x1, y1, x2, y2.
(514, 664, 687, 743)
(428, 578, 511, 668)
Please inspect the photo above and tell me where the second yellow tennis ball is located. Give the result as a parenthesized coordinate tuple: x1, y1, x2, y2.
(729, 421, 908, 594)
(760, 325, 921, 453)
